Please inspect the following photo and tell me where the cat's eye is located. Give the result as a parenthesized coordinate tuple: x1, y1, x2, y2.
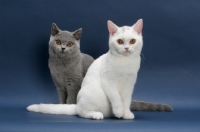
(117, 39, 124, 45)
(55, 40, 61, 45)
(67, 41, 74, 47)
(130, 39, 136, 44)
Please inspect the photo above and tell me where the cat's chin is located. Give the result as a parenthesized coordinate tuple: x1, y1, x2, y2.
(122, 51, 132, 56)
(57, 53, 68, 58)
(59, 51, 70, 55)
(110, 50, 132, 56)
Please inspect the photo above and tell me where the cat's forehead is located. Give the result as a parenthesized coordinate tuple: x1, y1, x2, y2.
(120, 26, 131, 32)
(54, 31, 75, 41)
(118, 26, 136, 34)
(115, 26, 139, 38)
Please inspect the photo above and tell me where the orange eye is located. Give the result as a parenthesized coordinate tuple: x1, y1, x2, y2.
(117, 39, 124, 45)
(130, 39, 136, 44)
(67, 41, 74, 47)
(55, 40, 61, 45)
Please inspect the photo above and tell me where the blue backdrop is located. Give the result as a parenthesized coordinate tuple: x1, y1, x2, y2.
(0, 0, 200, 132)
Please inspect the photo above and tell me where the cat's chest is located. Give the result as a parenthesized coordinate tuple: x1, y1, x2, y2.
(109, 64, 137, 80)
(108, 57, 139, 72)
(100, 55, 140, 80)
(49, 59, 82, 80)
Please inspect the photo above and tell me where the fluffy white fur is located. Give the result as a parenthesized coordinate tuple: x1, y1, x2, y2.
(27, 19, 143, 120)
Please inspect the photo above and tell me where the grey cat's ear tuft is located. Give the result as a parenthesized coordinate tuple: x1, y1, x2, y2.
(73, 28, 82, 40)
(51, 23, 60, 36)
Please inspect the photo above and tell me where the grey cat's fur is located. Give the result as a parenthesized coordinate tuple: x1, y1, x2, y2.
(48, 24, 173, 111)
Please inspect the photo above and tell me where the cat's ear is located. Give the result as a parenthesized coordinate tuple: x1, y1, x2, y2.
(73, 28, 82, 40)
(107, 20, 118, 36)
(51, 23, 60, 36)
(133, 19, 143, 34)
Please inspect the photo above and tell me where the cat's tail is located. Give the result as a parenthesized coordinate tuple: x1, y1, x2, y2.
(27, 104, 77, 115)
(130, 100, 173, 112)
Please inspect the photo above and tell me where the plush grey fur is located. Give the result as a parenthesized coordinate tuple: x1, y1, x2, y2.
(131, 100, 173, 111)
(48, 23, 173, 112)
(49, 23, 94, 104)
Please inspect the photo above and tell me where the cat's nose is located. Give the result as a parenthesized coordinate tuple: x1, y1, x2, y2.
(61, 48, 65, 51)
(125, 47, 129, 51)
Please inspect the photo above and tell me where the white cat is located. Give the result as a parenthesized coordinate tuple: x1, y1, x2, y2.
(27, 19, 143, 120)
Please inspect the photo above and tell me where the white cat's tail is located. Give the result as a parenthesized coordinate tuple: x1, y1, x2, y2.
(27, 104, 77, 115)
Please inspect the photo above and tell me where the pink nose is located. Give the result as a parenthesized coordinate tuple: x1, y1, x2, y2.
(125, 47, 129, 51)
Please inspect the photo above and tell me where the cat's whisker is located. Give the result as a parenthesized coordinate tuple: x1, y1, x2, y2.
(140, 53, 145, 63)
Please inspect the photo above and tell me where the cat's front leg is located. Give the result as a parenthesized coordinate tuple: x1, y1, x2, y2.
(57, 89, 67, 104)
(52, 79, 67, 104)
(101, 80, 124, 118)
(66, 83, 79, 104)
(66, 91, 77, 104)
(121, 85, 135, 120)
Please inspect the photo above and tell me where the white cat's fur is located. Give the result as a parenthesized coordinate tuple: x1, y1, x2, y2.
(27, 19, 143, 120)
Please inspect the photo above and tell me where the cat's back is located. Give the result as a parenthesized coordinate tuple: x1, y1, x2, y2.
(81, 53, 94, 76)
(78, 53, 106, 95)
(77, 53, 107, 103)
(82, 53, 106, 81)
(81, 53, 94, 62)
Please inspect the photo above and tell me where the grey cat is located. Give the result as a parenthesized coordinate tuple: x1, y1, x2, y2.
(49, 23, 94, 104)
(48, 23, 173, 111)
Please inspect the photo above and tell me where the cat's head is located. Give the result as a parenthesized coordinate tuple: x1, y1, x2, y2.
(107, 19, 143, 56)
(49, 23, 82, 57)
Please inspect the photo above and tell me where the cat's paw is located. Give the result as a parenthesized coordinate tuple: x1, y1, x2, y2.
(27, 104, 40, 112)
(122, 111, 135, 120)
(92, 112, 104, 120)
(113, 107, 124, 118)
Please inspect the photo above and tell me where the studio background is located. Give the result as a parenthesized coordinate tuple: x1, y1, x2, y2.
(0, 0, 200, 132)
